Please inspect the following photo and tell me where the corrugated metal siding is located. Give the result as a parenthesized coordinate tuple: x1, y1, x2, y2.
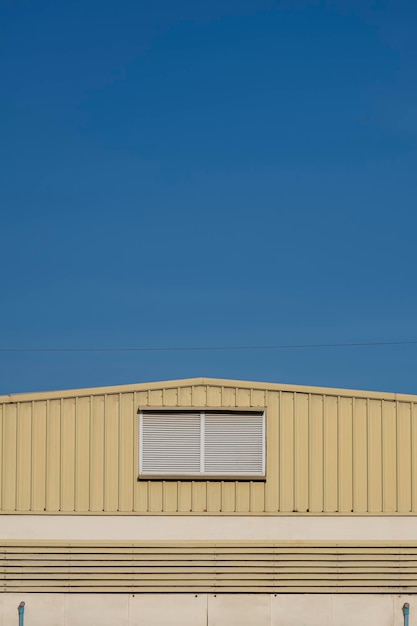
(1, 541, 417, 593)
(1, 380, 417, 514)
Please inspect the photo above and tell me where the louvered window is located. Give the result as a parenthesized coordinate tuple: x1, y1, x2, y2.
(139, 411, 265, 478)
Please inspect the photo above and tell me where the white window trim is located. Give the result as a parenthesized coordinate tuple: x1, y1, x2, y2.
(139, 410, 266, 479)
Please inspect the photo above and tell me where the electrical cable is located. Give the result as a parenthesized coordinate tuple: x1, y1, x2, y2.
(0, 340, 416, 353)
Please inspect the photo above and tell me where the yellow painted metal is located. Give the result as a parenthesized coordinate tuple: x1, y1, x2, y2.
(353, 398, 368, 512)
(309, 394, 324, 512)
(32, 400, 47, 511)
(45, 399, 61, 510)
(1, 540, 417, 593)
(1, 378, 417, 514)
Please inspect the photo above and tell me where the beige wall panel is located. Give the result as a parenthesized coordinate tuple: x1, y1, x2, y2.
(134, 480, 149, 512)
(2, 594, 66, 626)
(368, 400, 383, 513)
(177, 482, 192, 512)
(331, 594, 394, 626)
(207, 386, 222, 406)
(237, 388, 251, 406)
(60, 398, 76, 511)
(163, 387, 178, 406)
(136, 390, 149, 407)
(271, 595, 331, 626)
(0, 404, 2, 509)
(2, 403, 17, 510)
(16, 402, 32, 511)
(104, 394, 119, 512)
(163, 482, 178, 512)
(221, 482, 236, 512)
(131, 595, 207, 626)
(382, 401, 397, 512)
(1, 594, 416, 625)
(250, 482, 265, 512)
(236, 482, 250, 512)
(207, 482, 222, 512)
(338, 397, 353, 513)
(323, 396, 338, 512)
(295, 393, 309, 512)
(32, 400, 47, 511)
(65, 594, 128, 626)
(265, 391, 279, 512)
(134, 396, 146, 512)
(1, 594, 417, 626)
(192, 482, 207, 512)
(3, 514, 417, 541)
(309, 395, 324, 512)
(412, 404, 417, 512)
(397, 402, 411, 512)
(45, 399, 61, 511)
(251, 389, 266, 407)
(75, 397, 90, 512)
(352, 398, 368, 513)
(192, 385, 207, 406)
(149, 389, 163, 406)
(208, 594, 271, 626)
(149, 482, 163, 512)
(90, 395, 105, 512)
(118, 393, 134, 511)
(221, 387, 236, 407)
(280, 392, 294, 512)
(3, 379, 417, 516)
(178, 387, 192, 406)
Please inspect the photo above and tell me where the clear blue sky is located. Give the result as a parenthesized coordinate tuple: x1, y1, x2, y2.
(1, 0, 416, 395)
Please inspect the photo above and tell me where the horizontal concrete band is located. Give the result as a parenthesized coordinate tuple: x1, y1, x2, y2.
(1, 515, 417, 541)
(0, 594, 414, 626)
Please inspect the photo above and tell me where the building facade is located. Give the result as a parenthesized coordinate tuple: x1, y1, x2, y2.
(0, 377, 416, 625)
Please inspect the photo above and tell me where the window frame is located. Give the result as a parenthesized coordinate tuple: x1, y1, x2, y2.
(138, 409, 266, 480)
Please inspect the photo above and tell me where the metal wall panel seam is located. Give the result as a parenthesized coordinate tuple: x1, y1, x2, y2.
(87, 395, 92, 512)
(0, 404, 3, 510)
(59, 398, 63, 511)
(333, 395, 338, 512)
(133, 391, 138, 512)
(117, 392, 124, 511)
(74, 397, 78, 511)
(103, 394, 108, 512)
(412, 403, 416, 511)
(366, 398, 370, 514)
(30, 400, 34, 511)
(395, 400, 399, 512)
(15, 403, 20, 511)
(352, 396, 356, 512)
(293, 392, 297, 512)
(321, 394, 325, 513)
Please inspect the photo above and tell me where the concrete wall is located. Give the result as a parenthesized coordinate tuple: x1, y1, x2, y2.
(0, 594, 413, 626)
(2, 514, 417, 541)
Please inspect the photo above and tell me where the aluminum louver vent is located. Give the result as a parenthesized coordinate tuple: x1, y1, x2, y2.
(140, 413, 201, 475)
(139, 410, 265, 478)
(204, 413, 264, 475)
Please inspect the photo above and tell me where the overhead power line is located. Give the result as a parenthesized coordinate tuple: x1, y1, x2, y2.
(0, 340, 417, 353)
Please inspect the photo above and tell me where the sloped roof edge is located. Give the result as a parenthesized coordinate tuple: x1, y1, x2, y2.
(1, 377, 417, 403)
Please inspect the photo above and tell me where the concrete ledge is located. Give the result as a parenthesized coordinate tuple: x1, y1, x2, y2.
(1, 515, 417, 541)
(0, 594, 412, 626)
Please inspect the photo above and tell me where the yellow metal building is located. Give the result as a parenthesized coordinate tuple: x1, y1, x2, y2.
(0, 377, 416, 625)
